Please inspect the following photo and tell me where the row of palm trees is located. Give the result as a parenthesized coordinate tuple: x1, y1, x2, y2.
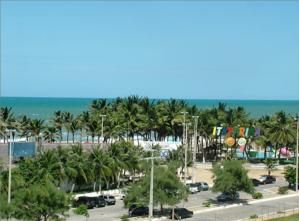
(0, 96, 297, 160)
(0, 96, 251, 143)
(0, 141, 144, 194)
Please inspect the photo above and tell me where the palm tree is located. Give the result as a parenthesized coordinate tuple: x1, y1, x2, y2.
(52, 111, 64, 142)
(89, 146, 111, 192)
(16, 115, 31, 141)
(68, 144, 90, 192)
(108, 142, 127, 188)
(34, 150, 64, 185)
(43, 126, 59, 143)
(28, 119, 44, 152)
(90, 99, 110, 114)
(267, 112, 296, 159)
(0, 107, 15, 143)
(117, 96, 141, 140)
(69, 118, 79, 143)
(85, 118, 98, 143)
(80, 111, 91, 142)
(62, 112, 73, 143)
(56, 146, 77, 188)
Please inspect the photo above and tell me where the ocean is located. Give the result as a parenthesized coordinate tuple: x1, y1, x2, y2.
(0, 97, 299, 120)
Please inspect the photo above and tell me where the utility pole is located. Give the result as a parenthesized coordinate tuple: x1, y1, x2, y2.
(6, 129, 16, 204)
(296, 114, 298, 192)
(100, 115, 106, 148)
(192, 116, 199, 183)
(184, 123, 191, 184)
(149, 150, 154, 218)
(141, 145, 161, 219)
(181, 111, 188, 183)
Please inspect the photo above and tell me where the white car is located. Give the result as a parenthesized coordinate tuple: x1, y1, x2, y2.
(186, 184, 199, 194)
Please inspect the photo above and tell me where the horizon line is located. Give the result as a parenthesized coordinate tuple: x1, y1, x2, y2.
(1, 95, 299, 102)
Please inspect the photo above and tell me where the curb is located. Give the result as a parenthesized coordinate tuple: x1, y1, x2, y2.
(194, 203, 243, 214)
(248, 193, 299, 205)
(192, 193, 299, 214)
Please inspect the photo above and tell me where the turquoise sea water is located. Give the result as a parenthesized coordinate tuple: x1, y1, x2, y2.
(0, 97, 298, 120)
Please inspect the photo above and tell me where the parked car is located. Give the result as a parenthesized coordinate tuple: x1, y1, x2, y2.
(169, 208, 194, 220)
(96, 195, 106, 207)
(128, 205, 149, 217)
(251, 178, 260, 186)
(193, 182, 202, 192)
(74, 196, 97, 209)
(217, 192, 240, 202)
(186, 183, 199, 194)
(289, 183, 299, 190)
(103, 195, 116, 205)
(258, 175, 276, 184)
(196, 182, 209, 191)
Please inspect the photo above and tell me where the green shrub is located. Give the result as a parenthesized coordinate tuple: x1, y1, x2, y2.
(121, 214, 129, 221)
(278, 186, 288, 195)
(252, 192, 263, 199)
(250, 214, 258, 219)
(202, 200, 211, 207)
(73, 204, 89, 217)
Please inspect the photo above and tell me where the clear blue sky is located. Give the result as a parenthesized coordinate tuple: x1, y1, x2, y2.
(1, 1, 299, 100)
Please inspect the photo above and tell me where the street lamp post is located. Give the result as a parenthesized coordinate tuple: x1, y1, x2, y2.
(149, 150, 154, 218)
(181, 112, 188, 183)
(100, 115, 106, 148)
(142, 145, 161, 219)
(296, 114, 298, 192)
(6, 129, 16, 204)
(192, 116, 199, 183)
(184, 123, 191, 184)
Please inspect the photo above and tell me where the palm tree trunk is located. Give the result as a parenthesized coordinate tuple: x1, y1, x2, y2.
(71, 183, 75, 193)
(99, 173, 102, 193)
(60, 129, 62, 143)
(117, 172, 121, 188)
(93, 182, 96, 192)
(67, 131, 69, 143)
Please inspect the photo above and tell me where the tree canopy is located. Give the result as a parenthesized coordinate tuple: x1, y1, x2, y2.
(212, 160, 254, 196)
(124, 165, 188, 212)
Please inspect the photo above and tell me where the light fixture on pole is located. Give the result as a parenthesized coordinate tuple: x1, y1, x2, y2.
(192, 116, 199, 183)
(184, 123, 191, 184)
(180, 112, 188, 183)
(5, 129, 16, 204)
(100, 115, 106, 148)
(141, 144, 161, 219)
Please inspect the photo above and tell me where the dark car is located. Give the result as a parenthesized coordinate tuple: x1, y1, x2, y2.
(217, 192, 240, 202)
(258, 175, 276, 184)
(74, 196, 97, 209)
(95, 195, 106, 207)
(103, 195, 116, 205)
(251, 178, 260, 186)
(128, 205, 149, 217)
(169, 208, 194, 220)
(193, 183, 202, 192)
(289, 183, 299, 190)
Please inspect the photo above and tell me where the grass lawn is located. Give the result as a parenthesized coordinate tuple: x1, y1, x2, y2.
(268, 214, 299, 221)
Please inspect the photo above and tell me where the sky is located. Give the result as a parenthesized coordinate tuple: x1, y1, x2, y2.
(1, 1, 299, 100)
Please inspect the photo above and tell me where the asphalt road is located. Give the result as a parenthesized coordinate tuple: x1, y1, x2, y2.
(67, 200, 127, 221)
(178, 178, 289, 211)
(67, 179, 293, 221)
(190, 195, 299, 221)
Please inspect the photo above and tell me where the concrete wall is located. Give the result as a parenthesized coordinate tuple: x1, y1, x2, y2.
(0, 143, 100, 167)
